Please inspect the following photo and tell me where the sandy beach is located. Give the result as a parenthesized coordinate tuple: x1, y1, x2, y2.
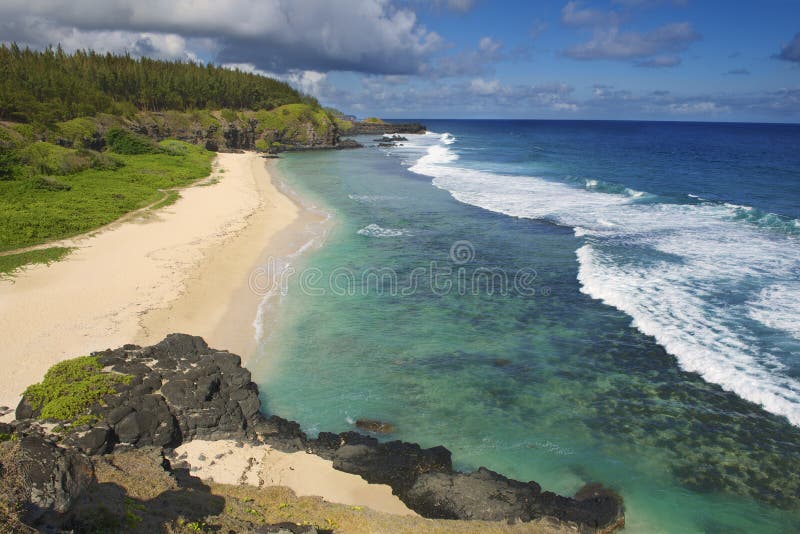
(174, 440, 417, 516)
(0, 152, 302, 412)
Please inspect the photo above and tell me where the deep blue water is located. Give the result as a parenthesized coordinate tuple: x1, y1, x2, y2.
(251, 120, 800, 533)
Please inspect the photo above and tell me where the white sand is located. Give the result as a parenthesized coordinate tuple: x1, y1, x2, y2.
(173, 440, 417, 517)
(0, 152, 297, 412)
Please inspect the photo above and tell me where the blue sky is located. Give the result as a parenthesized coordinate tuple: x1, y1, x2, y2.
(1, 0, 798, 121)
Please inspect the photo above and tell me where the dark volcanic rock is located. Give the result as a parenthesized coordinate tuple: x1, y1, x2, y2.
(407, 468, 624, 531)
(335, 138, 363, 149)
(16, 435, 94, 522)
(308, 431, 452, 495)
(13, 334, 265, 453)
(348, 122, 426, 135)
(12, 334, 624, 532)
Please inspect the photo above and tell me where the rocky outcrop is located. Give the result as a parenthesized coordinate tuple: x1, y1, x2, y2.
(13, 435, 94, 523)
(10, 334, 624, 532)
(348, 121, 426, 135)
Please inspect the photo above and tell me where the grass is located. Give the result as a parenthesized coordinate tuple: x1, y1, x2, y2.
(23, 355, 131, 423)
(150, 190, 181, 210)
(0, 140, 213, 252)
(0, 247, 72, 277)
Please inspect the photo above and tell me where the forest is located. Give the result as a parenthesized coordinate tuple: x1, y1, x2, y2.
(0, 44, 313, 124)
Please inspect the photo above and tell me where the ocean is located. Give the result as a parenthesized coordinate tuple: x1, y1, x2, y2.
(250, 120, 800, 533)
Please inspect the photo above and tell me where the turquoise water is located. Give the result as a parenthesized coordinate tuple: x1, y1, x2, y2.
(250, 121, 800, 533)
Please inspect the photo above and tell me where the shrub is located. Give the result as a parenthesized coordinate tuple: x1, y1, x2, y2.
(220, 108, 238, 123)
(363, 117, 385, 124)
(23, 356, 131, 422)
(0, 149, 20, 180)
(32, 176, 71, 191)
(106, 128, 161, 155)
(17, 143, 122, 176)
(56, 117, 98, 148)
(160, 140, 190, 156)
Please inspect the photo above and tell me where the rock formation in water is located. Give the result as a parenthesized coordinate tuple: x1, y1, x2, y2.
(4, 334, 624, 533)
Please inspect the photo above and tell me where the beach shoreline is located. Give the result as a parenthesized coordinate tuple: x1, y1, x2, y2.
(0, 152, 307, 413)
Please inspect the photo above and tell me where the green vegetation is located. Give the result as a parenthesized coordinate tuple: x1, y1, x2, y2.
(150, 190, 181, 210)
(22, 355, 131, 422)
(363, 117, 386, 124)
(0, 44, 308, 123)
(0, 46, 350, 274)
(0, 247, 72, 277)
(106, 128, 161, 155)
(0, 140, 212, 252)
(251, 103, 335, 146)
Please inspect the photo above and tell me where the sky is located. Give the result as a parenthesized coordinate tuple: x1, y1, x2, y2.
(1, 0, 799, 122)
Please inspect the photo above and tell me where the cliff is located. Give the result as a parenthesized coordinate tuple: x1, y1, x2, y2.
(1, 335, 624, 533)
(32, 105, 356, 154)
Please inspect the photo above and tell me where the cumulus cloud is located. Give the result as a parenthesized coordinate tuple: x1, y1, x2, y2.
(0, 0, 443, 74)
(775, 32, 800, 63)
(428, 0, 476, 12)
(635, 55, 681, 67)
(561, 1, 620, 28)
(426, 36, 504, 77)
(223, 63, 329, 95)
(469, 78, 502, 95)
(565, 22, 699, 62)
(668, 101, 728, 114)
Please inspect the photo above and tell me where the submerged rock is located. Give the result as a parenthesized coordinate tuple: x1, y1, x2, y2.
(354, 418, 396, 434)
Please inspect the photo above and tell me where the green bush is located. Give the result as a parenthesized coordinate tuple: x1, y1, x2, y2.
(220, 109, 238, 123)
(56, 117, 99, 148)
(160, 139, 189, 156)
(17, 142, 122, 176)
(32, 176, 71, 191)
(0, 149, 20, 180)
(107, 128, 161, 155)
(23, 355, 131, 422)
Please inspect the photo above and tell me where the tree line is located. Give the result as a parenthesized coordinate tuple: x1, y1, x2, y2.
(0, 44, 314, 124)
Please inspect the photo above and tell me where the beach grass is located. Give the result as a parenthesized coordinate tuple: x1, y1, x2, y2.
(0, 247, 72, 277)
(0, 140, 213, 252)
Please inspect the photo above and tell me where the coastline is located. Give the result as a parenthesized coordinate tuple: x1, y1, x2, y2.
(134, 154, 329, 362)
(0, 152, 305, 412)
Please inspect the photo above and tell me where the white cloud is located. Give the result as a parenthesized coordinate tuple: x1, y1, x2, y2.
(668, 101, 729, 114)
(561, 1, 620, 27)
(565, 22, 699, 61)
(0, 0, 443, 74)
(223, 63, 328, 96)
(470, 78, 502, 95)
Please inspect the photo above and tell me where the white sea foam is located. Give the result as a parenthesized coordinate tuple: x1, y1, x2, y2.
(748, 283, 800, 340)
(357, 223, 410, 238)
(348, 194, 403, 203)
(409, 137, 800, 426)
